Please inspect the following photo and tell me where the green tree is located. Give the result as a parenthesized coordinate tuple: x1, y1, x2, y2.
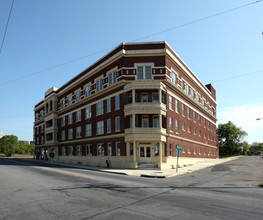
(237, 141, 250, 155)
(249, 142, 263, 155)
(217, 121, 247, 156)
(0, 135, 18, 156)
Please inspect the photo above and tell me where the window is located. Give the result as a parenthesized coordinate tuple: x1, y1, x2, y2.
(76, 90, 81, 102)
(107, 143, 112, 156)
(96, 79, 99, 92)
(62, 147, 66, 156)
(115, 117, 120, 131)
(193, 111, 196, 122)
(68, 95, 72, 105)
(97, 121, 104, 135)
(169, 117, 173, 131)
(76, 126, 81, 138)
(152, 93, 159, 103)
(137, 66, 152, 80)
(130, 143, 134, 156)
(86, 106, 92, 119)
(109, 72, 113, 86)
(185, 84, 189, 95)
(204, 118, 206, 128)
(187, 107, 190, 119)
(169, 95, 172, 110)
(182, 123, 185, 131)
(175, 99, 178, 113)
(86, 124, 92, 136)
(142, 116, 149, 128)
(107, 98, 111, 112)
(97, 101, 104, 115)
(97, 143, 104, 156)
(194, 128, 197, 135)
(100, 78, 103, 91)
(169, 143, 173, 156)
(86, 144, 92, 156)
(153, 116, 159, 128)
(137, 66, 143, 80)
(188, 125, 191, 133)
(116, 142, 121, 156)
(113, 71, 117, 84)
(107, 119, 112, 133)
(141, 93, 148, 103)
(130, 116, 133, 128)
(198, 114, 201, 124)
(154, 143, 159, 156)
(77, 145, 82, 156)
(115, 95, 120, 109)
(68, 128, 73, 139)
(182, 145, 185, 153)
(61, 130, 65, 141)
(61, 116, 66, 126)
(85, 85, 91, 97)
(188, 146, 191, 154)
(76, 110, 81, 122)
(170, 71, 177, 84)
(175, 120, 179, 133)
(69, 146, 73, 156)
(182, 104, 185, 116)
(68, 113, 73, 124)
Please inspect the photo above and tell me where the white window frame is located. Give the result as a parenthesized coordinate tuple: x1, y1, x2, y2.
(68, 128, 73, 140)
(86, 124, 92, 137)
(61, 130, 65, 141)
(76, 126, 81, 138)
(116, 142, 121, 156)
(97, 121, 104, 135)
(86, 106, 92, 119)
(107, 98, 111, 112)
(107, 142, 112, 156)
(76, 110, 81, 122)
(107, 119, 112, 133)
(115, 95, 120, 110)
(97, 101, 104, 115)
(115, 117, 120, 131)
(97, 143, 104, 156)
(68, 113, 73, 124)
(135, 64, 153, 80)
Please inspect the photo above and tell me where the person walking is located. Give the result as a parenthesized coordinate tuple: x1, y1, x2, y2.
(106, 157, 110, 168)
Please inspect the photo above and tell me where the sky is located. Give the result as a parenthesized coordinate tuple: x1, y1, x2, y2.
(0, 0, 262, 144)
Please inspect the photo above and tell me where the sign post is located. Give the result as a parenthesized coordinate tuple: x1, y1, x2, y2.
(176, 145, 181, 173)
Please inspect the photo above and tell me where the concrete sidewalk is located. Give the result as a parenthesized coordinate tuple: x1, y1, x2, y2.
(29, 156, 241, 178)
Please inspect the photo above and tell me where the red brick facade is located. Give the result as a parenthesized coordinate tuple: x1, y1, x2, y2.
(34, 41, 218, 168)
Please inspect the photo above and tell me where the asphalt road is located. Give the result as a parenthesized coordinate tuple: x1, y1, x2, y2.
(0, 156, 262, 220)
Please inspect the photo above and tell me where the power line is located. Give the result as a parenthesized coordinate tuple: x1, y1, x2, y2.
(133, 0, 263, 42)
(0, 0, 262, 85)
(0, 0, 14, 54)
(211, 70, 263, 84)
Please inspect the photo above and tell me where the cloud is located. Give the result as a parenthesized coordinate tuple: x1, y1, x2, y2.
(217, 103, 263, 143)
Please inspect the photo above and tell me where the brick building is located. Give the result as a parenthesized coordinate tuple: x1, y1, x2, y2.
(33, 41, 218, 169)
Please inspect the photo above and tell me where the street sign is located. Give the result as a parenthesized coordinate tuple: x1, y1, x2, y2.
(176, 145, 181, 150)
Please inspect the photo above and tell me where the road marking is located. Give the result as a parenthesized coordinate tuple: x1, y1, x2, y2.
(36, 166, 94, 179)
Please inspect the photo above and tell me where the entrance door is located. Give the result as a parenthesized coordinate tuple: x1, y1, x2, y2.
(139, 146, 151, 162)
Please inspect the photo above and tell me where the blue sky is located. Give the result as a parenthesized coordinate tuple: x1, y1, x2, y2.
(0, 0, 262, 143)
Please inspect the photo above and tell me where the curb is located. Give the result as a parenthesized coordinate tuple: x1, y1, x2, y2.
(140, 174, 166, 178)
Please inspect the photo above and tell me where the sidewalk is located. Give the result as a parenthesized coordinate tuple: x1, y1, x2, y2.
(29, 156, 241, 178)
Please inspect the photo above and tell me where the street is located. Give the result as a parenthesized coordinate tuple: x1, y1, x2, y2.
(0, 156, 262, 220)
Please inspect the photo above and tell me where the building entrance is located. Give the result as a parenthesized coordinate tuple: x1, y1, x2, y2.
(138, 146, 151, 162)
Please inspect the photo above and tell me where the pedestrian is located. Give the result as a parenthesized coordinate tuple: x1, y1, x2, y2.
(106, 157, 110, 168)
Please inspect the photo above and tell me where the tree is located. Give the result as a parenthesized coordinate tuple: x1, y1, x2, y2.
(0, 135, 18, 156)
(237, 141, 250, 155)
(249, 142, 263, 155)
(217, 121, 247, 156)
